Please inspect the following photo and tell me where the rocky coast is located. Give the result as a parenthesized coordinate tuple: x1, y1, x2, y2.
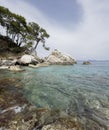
(1, 49, 108, 130)
(0, 50, 81, 130)
(1, 48, 109, 130)
(0, 49, 76, 71)
(1, 5, 106, 129)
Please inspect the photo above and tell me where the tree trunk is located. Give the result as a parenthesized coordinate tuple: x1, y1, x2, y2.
(16, 34, 19, 45)
(6, 29, 8, 37)
(18, 42, 22, 47)
(34, 41, 39, 50)
(30, 41, 39, 54)
(12, 34, 16, 42)
(34, 38, 41, 50)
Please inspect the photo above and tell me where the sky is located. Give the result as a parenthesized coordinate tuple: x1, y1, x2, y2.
(0, 0, 109, 60)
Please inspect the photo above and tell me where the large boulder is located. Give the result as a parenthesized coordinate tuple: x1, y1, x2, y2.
(45, 49, 76, 65)
(18, 54, 39, 65)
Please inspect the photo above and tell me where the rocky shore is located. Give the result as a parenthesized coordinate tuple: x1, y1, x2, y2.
(0, 55, 109, 130)
(0, 50, 80, 130)
(0, 49, 76, 71)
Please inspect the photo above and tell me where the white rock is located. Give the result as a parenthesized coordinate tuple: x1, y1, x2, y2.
(29, 63, 49, 68)
(9, 65, 24, 72)
(46, 49, 76, 65)
(20, 55, 34, 64)
(20, 54, 38, 65)
(0, 66, 9, 69)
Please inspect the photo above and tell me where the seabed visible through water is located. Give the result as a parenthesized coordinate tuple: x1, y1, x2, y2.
(0, 61, 109, 129)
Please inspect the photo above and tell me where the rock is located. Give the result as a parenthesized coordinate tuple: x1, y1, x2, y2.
(7, 57, 15, 60)
(83, 61, 91, 65)
(46, 49, 76, 65)
(0, 59, 17, 66)
(42, 124, 69, 130)
(18, 54, 39, 65)
(0, 66, 9, 69)
(41, 117, 82, 130)
(29, 62, 49, 68)
(9, 65, 24, 72)
(32, 55, 45, 63)
(36, 63, 50, 67)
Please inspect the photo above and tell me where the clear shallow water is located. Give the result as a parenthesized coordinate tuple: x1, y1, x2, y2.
(1, 61, 109, 128)
(23, 61, 109, 110)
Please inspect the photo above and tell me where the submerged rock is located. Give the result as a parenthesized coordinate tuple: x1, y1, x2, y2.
(0, 77, 109, 130)
(45, 49, 76, 65)
(42, 119, 82, 130)
(0, 77, 83, 130)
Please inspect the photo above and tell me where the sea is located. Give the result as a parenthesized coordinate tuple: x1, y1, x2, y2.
(1, 61, 109, 128)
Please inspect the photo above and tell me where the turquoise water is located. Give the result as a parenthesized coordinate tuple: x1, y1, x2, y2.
(23, 61, 109, 110)
(1, 61, 109, 127)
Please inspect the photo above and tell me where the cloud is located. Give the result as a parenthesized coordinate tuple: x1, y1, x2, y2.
(0, 0, 109, 60)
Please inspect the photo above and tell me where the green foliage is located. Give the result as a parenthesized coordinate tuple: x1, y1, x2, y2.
(0, 5, 50, 52)
(27, 22, 50, 50)
(26, 42, 33, 48)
